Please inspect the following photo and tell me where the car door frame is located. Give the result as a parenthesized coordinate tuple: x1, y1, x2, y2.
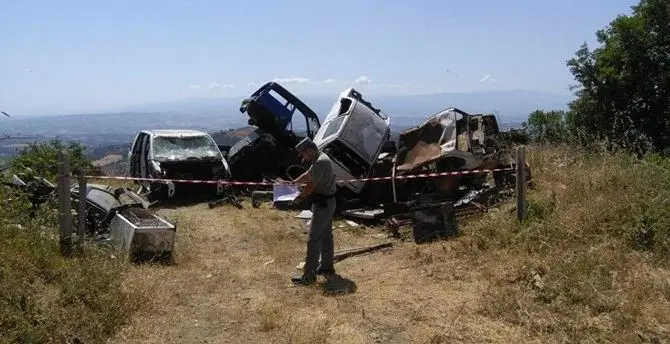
(129, 133, 144, 178)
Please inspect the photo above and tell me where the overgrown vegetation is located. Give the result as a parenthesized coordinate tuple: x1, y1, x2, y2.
(521, 0, 670, 156)
(0, 148, 147, 344)
(10, 138, 96, 180)
(459, 145, 670, 342)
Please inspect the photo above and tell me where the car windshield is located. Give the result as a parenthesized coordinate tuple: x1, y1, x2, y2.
(152, 135, 221, 160)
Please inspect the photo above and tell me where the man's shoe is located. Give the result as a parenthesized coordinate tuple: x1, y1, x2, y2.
(291, 274, 316, 286)
(316, 267, 335, 276)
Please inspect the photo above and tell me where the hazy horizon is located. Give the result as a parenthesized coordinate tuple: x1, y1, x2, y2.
(2, 0, 637, 116)
(7, 88, 572, 118)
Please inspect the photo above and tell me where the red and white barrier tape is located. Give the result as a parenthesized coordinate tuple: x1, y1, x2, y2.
(85, 167, 515, 186)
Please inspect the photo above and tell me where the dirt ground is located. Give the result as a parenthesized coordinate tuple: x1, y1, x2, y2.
(109, 200, 533, 344)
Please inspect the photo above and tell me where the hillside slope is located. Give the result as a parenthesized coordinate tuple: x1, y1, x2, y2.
(104, 145, 669, 344)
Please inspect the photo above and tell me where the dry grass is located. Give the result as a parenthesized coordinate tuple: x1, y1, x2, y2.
(0, 224, 151, 344)
(108, 145, 670, 344)
(5, 145, 667, 343)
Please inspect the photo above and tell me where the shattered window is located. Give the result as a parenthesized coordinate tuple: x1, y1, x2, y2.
(320, 116, 346, 141)
(152, 135, 221, 160)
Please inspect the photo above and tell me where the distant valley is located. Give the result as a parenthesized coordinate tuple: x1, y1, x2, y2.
(0, 89, 570, 160)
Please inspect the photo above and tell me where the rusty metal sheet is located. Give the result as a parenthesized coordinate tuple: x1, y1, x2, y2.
(395, 109, 459, 172)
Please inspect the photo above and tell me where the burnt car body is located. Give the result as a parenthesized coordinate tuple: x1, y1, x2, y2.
(312, 88, 392, 200)
(226, 82, 321, 182)
(389, 107, 517, 204)
(128, 129, 231, 200)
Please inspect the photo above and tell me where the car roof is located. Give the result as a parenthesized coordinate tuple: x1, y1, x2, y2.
(143, 129, 209, 137)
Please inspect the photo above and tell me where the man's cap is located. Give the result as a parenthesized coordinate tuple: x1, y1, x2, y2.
(295, 137, 318, 152)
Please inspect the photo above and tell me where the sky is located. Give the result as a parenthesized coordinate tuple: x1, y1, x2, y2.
(0, 0, 639, 115)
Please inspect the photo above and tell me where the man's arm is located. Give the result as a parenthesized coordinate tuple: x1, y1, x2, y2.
(297, 180, 316, 200)
(292, 169, 311, 184)
(295, 160, 325, 201)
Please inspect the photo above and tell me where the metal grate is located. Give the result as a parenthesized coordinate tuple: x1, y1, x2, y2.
(121, 208, 167, 228)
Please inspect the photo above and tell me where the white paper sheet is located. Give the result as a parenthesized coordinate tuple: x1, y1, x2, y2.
(272, 184, 300, 202)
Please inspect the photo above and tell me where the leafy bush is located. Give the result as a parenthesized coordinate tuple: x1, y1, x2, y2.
(566, 0, 670, 153)
(522, 109, 572, 144)
(10, 138, 95, 181)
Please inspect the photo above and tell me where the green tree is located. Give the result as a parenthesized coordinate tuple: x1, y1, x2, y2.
(10, 138, 94, 181)
(566, 0, 670, 153)
(522, 109, 570, 144)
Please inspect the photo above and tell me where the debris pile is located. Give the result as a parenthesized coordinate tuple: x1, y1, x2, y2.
(1, 79, 533, 250)
(1, 172, 177, 261)
(205, 83, 532, 243)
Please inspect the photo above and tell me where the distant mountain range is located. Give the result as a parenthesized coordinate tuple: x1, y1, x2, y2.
(0, 89, 572, 157)
(107, 89, 572, 124)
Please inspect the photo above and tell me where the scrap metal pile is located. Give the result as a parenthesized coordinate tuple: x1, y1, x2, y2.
(201, 82, 532, 243)
(1, 171, 177, 261)
(1, 80, 531, 249)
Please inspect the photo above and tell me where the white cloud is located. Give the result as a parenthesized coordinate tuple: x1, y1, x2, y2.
(321, 78, 337, 84)
(208, 82, 235, 89)
(271, 77, 311, 84)
(354, 75, 372, 85)
(480, 74, 502, 83)
(187, 85, 202, 90)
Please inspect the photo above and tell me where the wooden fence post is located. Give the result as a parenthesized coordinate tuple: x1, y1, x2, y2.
(516, 146, 527, 223)
(57, 150, 73, 256)
(77, 169, 87, 253)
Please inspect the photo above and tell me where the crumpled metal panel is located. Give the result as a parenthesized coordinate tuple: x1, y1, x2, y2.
(339, 101, 389, 163)
(395, 109, 459, 172)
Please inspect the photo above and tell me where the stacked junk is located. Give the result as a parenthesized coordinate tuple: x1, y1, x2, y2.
(1, 172, 176, 262)
(213, 82, 532, 243)
(0, 81, 531, 261)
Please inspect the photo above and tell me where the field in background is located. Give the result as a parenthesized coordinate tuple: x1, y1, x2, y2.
(101, 144, 670, 344)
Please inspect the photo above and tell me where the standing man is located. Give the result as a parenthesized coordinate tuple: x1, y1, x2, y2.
(290, 137, 338, 286)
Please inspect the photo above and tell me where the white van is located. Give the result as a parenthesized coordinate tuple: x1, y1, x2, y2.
(312, 88, 391, 196)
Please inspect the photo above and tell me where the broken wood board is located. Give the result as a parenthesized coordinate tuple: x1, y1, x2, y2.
(295, 242, 393, 270)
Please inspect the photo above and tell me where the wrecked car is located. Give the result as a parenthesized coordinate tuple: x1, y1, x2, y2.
(312, 88, 392, 201)
(388, 107, 516, 203)
(128, 129, 231, 200)
(226, 82, 321, 182)
(334, 107, 529, 236)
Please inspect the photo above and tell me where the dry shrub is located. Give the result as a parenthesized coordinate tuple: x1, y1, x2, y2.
(465, 144, 670, 342)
